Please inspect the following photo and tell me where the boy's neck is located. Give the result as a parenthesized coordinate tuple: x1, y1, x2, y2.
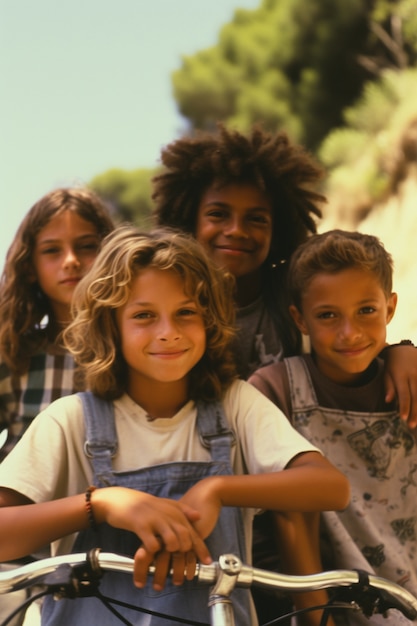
(310, 352, 379, 387)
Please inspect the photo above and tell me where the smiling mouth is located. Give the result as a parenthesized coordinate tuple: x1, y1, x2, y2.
(216, 246, 253, 254)
(60, 277, 81, 285)
(150, 350, 188, 358)
(337, 346, 368, 355)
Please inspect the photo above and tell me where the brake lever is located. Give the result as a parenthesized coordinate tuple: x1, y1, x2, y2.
(41, 560, 103, 600)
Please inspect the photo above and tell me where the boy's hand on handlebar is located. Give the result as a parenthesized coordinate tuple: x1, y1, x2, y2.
(133, 547, 198, 590)
(132, 478, 223, 590)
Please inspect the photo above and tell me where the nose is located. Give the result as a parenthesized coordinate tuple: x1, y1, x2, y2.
(63, 246, 81, 269)
(156, 317, 181, 342)
(338, 317, 362, 342)
(224, 216, 248, 238)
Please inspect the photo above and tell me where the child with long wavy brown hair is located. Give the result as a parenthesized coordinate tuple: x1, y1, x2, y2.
(0, 186, 115, 626)
(0, 187, 115, 459)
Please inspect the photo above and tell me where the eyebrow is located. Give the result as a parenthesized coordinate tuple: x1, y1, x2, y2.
(128, 298, 196, 307)
(36, 233, 99, 245)
(312, 297, 381, 309)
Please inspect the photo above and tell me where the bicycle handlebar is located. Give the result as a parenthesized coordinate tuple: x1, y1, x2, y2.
(1, 550, 416, 621)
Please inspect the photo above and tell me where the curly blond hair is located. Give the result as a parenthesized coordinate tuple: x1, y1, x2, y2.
(64, 226, 238, 401)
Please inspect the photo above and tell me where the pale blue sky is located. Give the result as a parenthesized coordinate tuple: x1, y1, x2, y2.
(0, 0, 260, 263)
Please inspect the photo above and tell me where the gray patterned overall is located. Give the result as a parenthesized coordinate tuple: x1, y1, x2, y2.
(285, 356, 417, 625)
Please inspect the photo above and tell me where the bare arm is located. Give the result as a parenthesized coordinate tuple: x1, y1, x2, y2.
(0, 486, 212, 565)
(180, 451, 350, 542)
(382, 344, 417, 426)
(274, 511, 335, 626)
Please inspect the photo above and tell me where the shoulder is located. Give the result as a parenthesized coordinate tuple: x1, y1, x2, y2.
(45, 392, 84, 411)
(222, 379, 288, 425)
(7, 394, 87, 466)
(248, 362, 292, 416)
(224, 378, 274, 404)
(221, 380, 320, 472)
(249, 361, 288, 387)
(0, 393, 92, 504)
(28, 394, 85, 435)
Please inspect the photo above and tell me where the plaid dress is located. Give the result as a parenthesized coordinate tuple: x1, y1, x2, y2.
(0, 343, 80, 461)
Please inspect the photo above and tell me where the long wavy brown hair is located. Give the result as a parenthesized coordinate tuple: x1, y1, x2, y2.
(152, 123, 326, 357)
(63, 226, 238, 401)
(0, 187, 115, 374)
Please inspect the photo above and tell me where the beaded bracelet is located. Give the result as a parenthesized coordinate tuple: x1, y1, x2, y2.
(85, 485, 98, 531)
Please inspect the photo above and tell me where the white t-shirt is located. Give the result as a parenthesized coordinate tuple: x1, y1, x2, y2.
(0, 379, 320, 557)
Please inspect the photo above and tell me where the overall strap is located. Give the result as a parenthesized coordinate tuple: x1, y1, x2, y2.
(284, 356, 319, 413)
(196, 400, 236, 463)
(78, 391, 118, 487)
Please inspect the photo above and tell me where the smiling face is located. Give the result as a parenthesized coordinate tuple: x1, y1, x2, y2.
(195, 181, 273, 284)
(116, 268, 206, 408)
(31, 210, 101, 323)
(290, 268, 397, 384)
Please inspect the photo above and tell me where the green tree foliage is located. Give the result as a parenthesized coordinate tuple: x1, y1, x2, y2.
(90, 167, 158, 229)
(172, 0, 372, 149)
(357, 0, 417, 73)
(318, 0, 417, 223)
(319, 67, 417, 224)
(90, 0, 417, 225)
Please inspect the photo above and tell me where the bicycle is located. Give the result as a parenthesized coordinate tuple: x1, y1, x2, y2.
(0, 550, 416, 626)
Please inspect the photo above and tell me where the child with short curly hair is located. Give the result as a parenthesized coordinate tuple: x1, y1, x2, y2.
(153, 123, 325, 377)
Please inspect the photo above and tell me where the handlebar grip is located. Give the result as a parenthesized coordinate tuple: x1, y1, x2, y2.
(329, 570, 417, 621)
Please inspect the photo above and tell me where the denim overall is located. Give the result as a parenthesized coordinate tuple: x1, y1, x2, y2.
(285, 356, 417, 626)
(42, 392, 251, 626)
